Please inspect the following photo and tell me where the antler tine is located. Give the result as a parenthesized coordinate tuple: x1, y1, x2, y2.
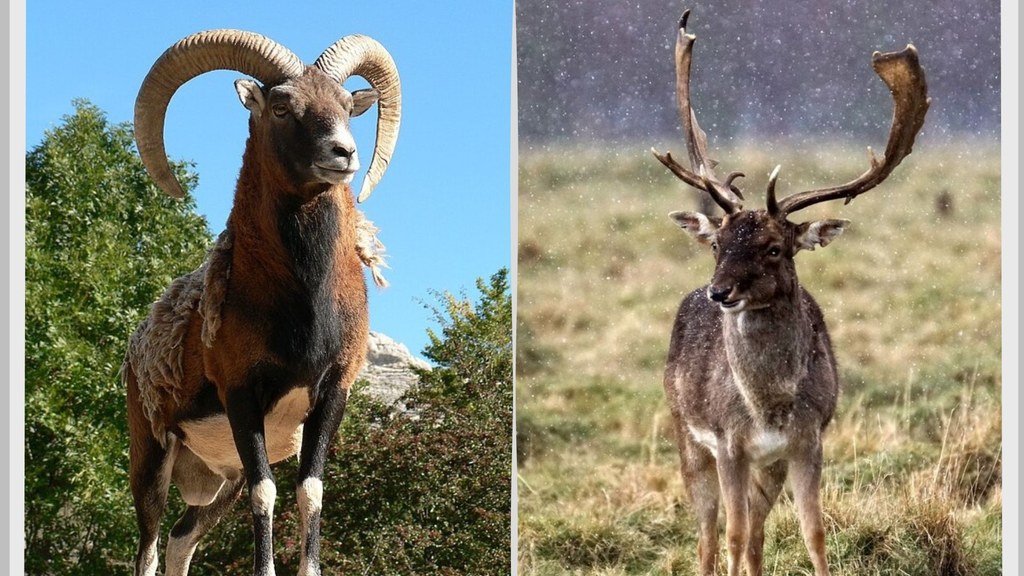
(652, 9, 743, 214)
(765, 165, 782, 215)
(724, 171, 746, 199)
(774, 45, 930, 217)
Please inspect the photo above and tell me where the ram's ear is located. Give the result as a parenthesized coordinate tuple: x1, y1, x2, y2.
(669, 211, 720, 247)
(794, 219, 849, 252)
(350, 88, 380, 117)
(234, 79, 266, 116)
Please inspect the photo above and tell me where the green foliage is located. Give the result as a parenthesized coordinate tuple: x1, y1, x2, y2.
(190, 270, 513, 575)
(25, 101, 512, 574)
(324, 269, 512, 574)
(25, 100, 212, 574)
(419, 269, 513, 415)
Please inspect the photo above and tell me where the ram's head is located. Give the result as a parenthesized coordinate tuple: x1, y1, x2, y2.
(134, 30, 401, 203)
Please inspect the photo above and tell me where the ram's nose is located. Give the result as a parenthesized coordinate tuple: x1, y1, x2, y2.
(331, 142, 354, 160)
(320, 141, 359, 174)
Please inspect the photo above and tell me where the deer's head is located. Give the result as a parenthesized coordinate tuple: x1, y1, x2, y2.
(655, 11, 929, 313)
(670, 209, 847, 312)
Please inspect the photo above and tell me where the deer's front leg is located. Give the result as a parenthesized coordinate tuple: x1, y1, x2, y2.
(716, 444, 750, 576)
(744, 460, 787, 576)
(790, 440, 831, 576)
(226, 381, 278, 576)
(296, 364, 350, 576)
(678, 432, 720, 576)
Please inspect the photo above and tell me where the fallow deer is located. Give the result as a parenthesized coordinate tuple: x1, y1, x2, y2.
(653, 11, 929, 576)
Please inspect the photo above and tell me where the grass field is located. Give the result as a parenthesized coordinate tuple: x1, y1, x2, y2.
(515, 140, 1002, 575)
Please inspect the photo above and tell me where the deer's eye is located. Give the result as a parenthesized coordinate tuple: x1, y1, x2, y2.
(767, 246, 782, 257)
(711, 241, 719, 252)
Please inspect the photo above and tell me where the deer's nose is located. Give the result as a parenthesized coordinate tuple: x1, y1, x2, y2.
(708, 285, 732, 303)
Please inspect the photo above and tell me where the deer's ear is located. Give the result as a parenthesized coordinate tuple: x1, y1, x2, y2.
(670, 211, 720, 247)
(795, 219, 849, 252)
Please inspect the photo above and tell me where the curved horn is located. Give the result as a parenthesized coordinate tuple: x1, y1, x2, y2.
(314, 35, 401, 203)
(135, 30, 305, 198)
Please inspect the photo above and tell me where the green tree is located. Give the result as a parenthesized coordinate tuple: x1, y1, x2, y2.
(25, 100, 212, 574)
(191, 270, 513, 576)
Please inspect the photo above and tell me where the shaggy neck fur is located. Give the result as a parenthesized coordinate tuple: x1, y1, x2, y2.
(229, 135, 362, 292)
(721, 276, 810, 429)
(226, 135, 366, 373)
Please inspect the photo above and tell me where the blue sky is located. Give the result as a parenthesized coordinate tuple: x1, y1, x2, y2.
(25, 0, 512, 358)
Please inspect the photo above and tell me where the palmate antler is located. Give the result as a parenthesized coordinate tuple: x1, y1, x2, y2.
(654, 10, 930, 219)
(653, 10, 744, 214)
(768, 46, 930, 217)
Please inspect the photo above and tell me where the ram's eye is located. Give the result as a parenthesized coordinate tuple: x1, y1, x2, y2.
(767, 246, 782, 257)
(711, 241, 718, 252)
(272, 104, 289, 118)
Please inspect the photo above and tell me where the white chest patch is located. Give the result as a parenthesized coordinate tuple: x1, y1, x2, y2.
(687, 425, 719, 458)
(746, 429, 790, 465)
(180, 387, 311, 475)
(687, 426, 790, 465)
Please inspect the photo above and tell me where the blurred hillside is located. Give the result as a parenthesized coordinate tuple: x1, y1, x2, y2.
(516, 0, 1000, 145)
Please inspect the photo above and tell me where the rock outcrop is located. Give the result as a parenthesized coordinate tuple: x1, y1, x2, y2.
(356, 331, 431, 406)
